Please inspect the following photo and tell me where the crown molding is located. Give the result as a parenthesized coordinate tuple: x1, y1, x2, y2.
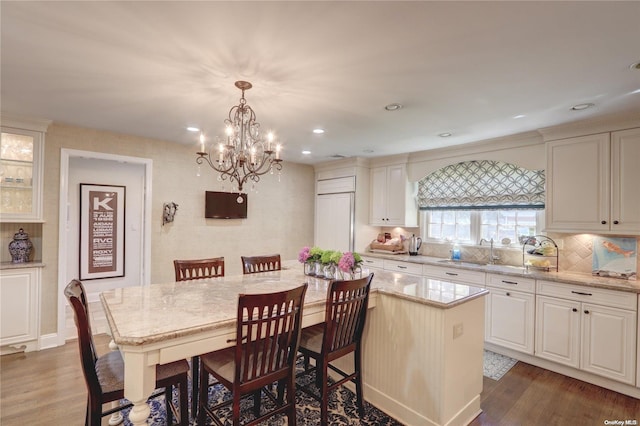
(537, 111, 640, 142)
(0, 112, 52, 133)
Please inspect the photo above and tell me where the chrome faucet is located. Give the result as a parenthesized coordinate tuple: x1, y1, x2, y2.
(479, 238, 500, 264)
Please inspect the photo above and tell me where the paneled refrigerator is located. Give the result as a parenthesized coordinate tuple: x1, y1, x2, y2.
(314, 177, 355, 253)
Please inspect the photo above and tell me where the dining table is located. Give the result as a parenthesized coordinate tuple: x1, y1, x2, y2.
(100, 259, 487, 425)
(99, 260, 374, 425)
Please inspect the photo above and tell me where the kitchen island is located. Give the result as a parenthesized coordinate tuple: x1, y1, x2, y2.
(100, 261, 487, 426)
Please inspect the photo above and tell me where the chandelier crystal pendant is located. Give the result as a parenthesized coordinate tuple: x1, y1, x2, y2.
(196, 80, 283, 192)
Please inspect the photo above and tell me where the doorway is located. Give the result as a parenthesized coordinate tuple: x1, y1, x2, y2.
(57, 149, 152, 343)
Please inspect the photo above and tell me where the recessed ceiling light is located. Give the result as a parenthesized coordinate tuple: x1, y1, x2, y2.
(187, 126, 200, 132)
(631, 88, 640, 94)
(312, 128, 325, 134)
(363, 149, 374, 153)
(438, 132, 452, 138)
(302, 150, 311, 155)
(513, 114, 526, 119)
(629, 61, 640, 70)
(384, 103, 403, 111)
(570, 103, 594, 111)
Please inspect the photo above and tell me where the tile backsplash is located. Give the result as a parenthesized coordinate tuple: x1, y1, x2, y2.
(382, 227, 640, 276)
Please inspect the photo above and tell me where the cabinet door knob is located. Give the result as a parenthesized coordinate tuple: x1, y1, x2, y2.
(601, 220, 607, 225)
(584, 310, 590, 314)
(613, 220, 619, 225)
(506, 292, 511, 296)
(572, 308, 578, 312)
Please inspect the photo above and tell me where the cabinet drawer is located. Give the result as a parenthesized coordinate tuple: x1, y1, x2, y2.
(486, 273, 536, 293)
(423, 265, 485, 286)
(537, 280, 637, 311)
(360, 256, 384, 269)
(384, 260, 422, 275)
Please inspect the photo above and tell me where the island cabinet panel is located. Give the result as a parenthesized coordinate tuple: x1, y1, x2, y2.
(360, 293, 484, 426)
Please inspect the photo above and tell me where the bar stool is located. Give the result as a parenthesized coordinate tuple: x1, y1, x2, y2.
(64, 279, 189, 426)
(197, 284, 307, 426)
(241, 254, 281, 274)
(173, 256, 225, 417)
(297, 274, 374, 426)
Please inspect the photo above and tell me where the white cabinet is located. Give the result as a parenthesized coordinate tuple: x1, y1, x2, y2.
(1, 267, 41, 353)
(611, 128, 640, 234)
(535, 280, 637, 385)
(383, 259, 422, 276)
(545, 128, 640, 234)
(369, 164, 417, 227)
(485, 274, 535, 354)
(0, 116, 49, 222)
(360, 255, 384, 270)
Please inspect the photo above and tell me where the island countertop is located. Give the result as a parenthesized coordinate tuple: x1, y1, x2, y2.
(100, 260, 487, 347)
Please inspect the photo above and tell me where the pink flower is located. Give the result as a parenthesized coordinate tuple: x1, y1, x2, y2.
(298, 246, 311, 263)
(338, 252, 355, 272)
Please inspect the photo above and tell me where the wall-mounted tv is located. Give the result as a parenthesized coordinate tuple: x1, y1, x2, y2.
(205, 191, 248, 219)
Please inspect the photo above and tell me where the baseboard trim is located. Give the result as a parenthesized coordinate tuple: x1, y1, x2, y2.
(38, 333, 60, 350)
(364, 382, 435, 426)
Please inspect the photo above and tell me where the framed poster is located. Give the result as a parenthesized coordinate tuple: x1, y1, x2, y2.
(79, 184, 125, 280)
(592, 236, 637, 280)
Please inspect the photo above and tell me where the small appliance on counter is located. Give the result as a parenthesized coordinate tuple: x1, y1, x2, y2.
(409, 234, 422, 256)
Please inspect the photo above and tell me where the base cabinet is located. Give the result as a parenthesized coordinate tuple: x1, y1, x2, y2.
(486, 289, 535, 355)
(1, 267, 41, 353)
(535, 283, 637, 385)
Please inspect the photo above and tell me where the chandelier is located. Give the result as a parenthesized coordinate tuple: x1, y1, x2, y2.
(196, 81, 283, 192)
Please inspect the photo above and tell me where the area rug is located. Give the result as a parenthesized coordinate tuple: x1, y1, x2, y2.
(123, 360, 403, 425)
(483, 350, 518, 381)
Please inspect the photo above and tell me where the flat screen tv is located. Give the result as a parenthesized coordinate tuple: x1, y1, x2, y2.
(205, 191, 248, 219)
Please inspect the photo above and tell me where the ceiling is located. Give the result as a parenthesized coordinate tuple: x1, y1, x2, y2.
(2, 1, 639, 165)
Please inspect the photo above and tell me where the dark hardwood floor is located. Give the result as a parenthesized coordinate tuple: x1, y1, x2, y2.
(1, 335, 639, 425)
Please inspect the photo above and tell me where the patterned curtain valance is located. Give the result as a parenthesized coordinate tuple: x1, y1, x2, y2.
(417, 160, 545, 210)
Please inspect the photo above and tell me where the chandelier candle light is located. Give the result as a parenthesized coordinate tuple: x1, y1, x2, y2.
(196, 81, 283, 192)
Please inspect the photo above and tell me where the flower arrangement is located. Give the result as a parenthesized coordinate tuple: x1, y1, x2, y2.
(321, 249, 342, 265)
(338, 251, 363, 273)
(309, 246, 324, 262)
(298, 246, 311, 263)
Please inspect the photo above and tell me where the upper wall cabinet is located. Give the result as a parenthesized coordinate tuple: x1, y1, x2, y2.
(1, 118, 49, 222)
(545, 128, 640, 234)
(370, 164, 418, 227)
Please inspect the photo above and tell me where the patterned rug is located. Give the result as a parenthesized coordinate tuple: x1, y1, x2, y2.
(483, 350, 518, 381)
(122, 359, 403, 425)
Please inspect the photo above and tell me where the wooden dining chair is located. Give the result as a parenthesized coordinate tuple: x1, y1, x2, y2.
(197, 283, 308, 426)
(172, 256, 225, 417)
(173, 257, 225, 281)
(297, 274, 374, 426)
(241, 254, 281, 274)
(64, 279, 189, 426)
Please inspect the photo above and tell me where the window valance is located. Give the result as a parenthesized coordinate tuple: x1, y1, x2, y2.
(417, 160, 545, 210)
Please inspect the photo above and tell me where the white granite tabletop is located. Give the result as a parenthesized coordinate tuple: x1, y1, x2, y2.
(100, 260, 487, 346)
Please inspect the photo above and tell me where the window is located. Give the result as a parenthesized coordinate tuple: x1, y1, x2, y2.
(421, 209, 543, 245)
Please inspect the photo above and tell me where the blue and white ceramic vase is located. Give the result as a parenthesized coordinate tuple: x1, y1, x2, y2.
(8, 228, 32, 263)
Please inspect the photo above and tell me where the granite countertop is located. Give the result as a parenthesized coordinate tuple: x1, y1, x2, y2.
(360, 252, 640, 294)
(100, 260, 487, 346)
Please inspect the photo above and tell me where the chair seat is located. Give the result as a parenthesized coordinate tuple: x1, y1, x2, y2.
(200, 347, 236, 384)
(299, 323, 324, 354)
(96, 350, 189, 394)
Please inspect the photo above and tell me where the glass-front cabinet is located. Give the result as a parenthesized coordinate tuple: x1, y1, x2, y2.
(0, 124, 46, 222)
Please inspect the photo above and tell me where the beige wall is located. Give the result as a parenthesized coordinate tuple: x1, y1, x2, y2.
(40, 123, 315, 335)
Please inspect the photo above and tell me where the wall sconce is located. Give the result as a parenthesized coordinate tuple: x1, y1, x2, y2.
(163, 202, 178, 226)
